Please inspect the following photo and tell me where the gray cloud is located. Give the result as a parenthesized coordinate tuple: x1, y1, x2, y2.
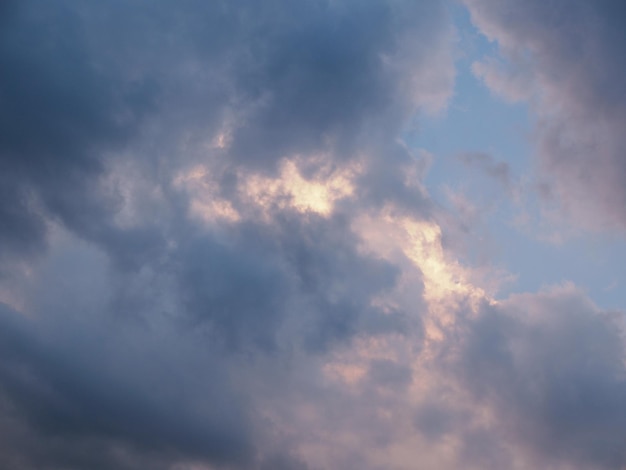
(0, 302, 254, 470)
(174, 212, 404, 354)
(0, 0, 453, 468)
(0, 0, 454, 269)
(0, 0, 161, 270)
(455, 286, 626, 468)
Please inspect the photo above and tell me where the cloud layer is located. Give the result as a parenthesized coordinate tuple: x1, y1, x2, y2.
(1, 1, 626, 469)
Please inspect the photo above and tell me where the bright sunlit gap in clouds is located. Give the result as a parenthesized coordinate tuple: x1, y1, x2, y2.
(1, 0, 626, 469)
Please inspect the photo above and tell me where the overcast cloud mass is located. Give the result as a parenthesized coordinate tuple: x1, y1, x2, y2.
(1, 1, 626, 469)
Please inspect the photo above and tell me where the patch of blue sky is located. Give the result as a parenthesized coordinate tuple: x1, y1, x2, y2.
(410, 2, 531, 192)
(494, 225, 626, 309)
(405, 2, 626, 310)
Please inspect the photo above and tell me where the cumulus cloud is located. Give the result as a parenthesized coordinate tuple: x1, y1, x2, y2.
(2, 1, 626, 469)
(454, 284, 626, 468)
(0, 0, 455, 468)
(0, 0, 454, 265)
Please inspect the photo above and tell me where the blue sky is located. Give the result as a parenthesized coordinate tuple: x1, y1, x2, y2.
(414, 3, 626, 310)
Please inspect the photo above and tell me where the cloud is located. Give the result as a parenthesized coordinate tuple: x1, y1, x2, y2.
(464, 0, 626, 231)
(0, 0, 456, 266)
(3, 1, 626, 469)
(454, 284, 626, 468)
(175, 211, 403, 354)
(0, 0, 161, 271)
(0, 300, 254, 470)
(0, 0, 457, 468)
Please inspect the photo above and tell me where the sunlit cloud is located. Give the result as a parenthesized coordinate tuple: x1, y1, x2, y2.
(241, 158, 360, 217)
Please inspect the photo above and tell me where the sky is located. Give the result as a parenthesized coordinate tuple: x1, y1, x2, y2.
(1, 1, 626, 469)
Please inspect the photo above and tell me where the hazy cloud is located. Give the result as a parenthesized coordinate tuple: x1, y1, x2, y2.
(465, 0, 626, 230)
(455, 284, 626, 468)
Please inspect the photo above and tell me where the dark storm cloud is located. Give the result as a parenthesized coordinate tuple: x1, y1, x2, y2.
(413, 402, 460, 441)
(0, 0, 160, 268)
(465, 0, 626, 230)
(0, 0, 451, 267)
(220, 0, 450, 169)
(175, 212, 405, 354)
(0, 215, 413, 470)
(455, 287, 626, 468)
(0, 0, 453, 468)
(0, 302, 253, 470)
